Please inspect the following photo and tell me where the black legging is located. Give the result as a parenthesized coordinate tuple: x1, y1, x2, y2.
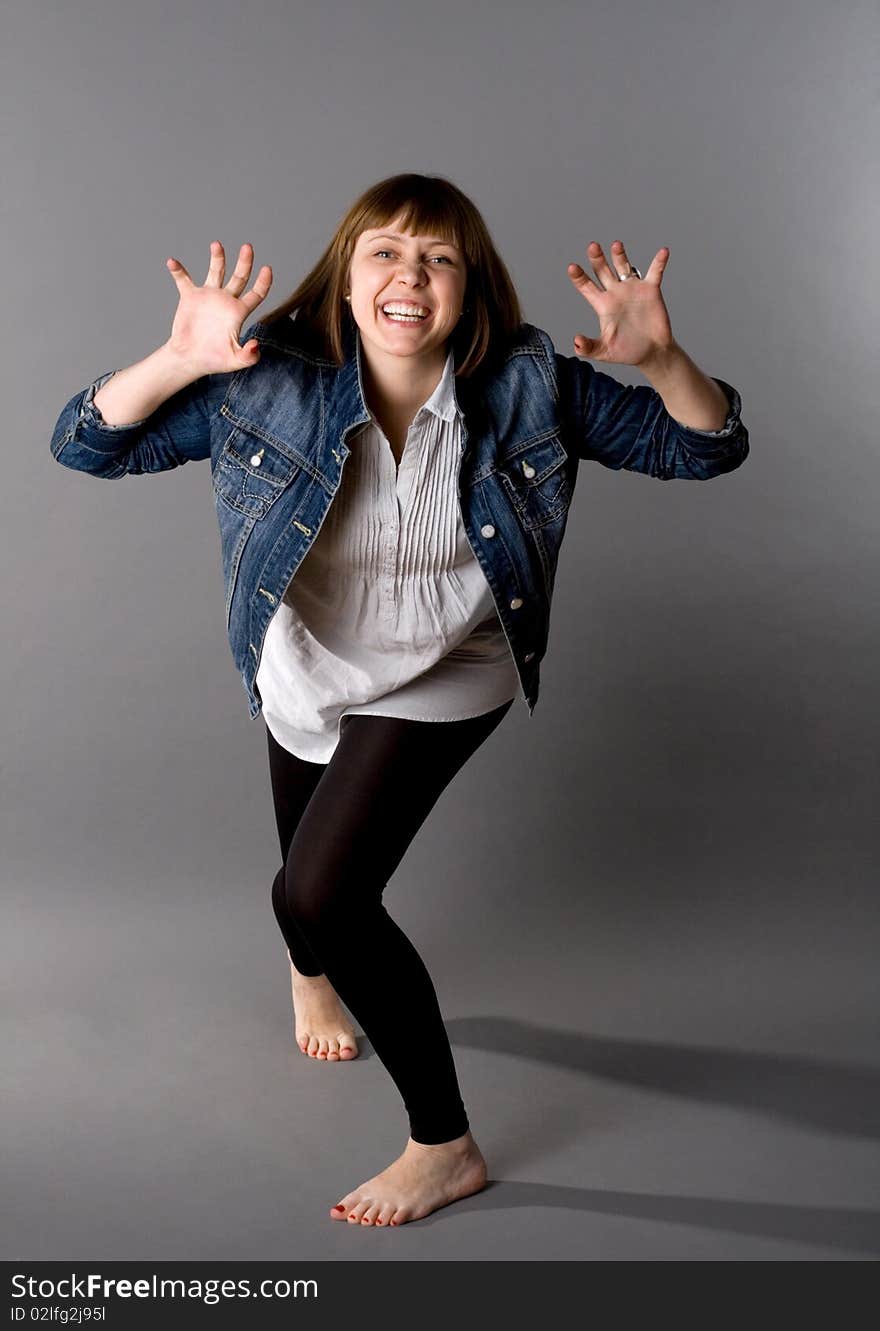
(266, 698, 514, 1145)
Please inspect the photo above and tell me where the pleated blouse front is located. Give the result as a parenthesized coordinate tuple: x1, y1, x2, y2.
(256, 343, 520, 762)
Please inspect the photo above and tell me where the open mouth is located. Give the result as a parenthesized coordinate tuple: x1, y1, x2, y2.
(380, 306, 432, 326)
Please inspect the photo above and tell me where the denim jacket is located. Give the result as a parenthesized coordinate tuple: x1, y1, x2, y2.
(49, 317, 749, 721)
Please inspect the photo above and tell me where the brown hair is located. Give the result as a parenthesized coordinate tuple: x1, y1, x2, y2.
(258, 172, 525, 379)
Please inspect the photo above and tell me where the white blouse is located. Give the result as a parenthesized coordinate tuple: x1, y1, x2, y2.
(256, 341, 520, 762)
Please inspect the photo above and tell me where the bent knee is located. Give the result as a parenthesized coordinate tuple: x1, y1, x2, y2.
(280, 860, 353, 931)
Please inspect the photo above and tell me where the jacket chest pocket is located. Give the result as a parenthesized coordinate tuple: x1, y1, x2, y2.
(213, 426, 300, 519)
(495, 432, 571, 530)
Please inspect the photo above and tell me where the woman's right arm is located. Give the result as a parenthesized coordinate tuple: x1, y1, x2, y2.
(49, 240, 273, 479)
(49, 347, 247, 479)
(92, 341, 204, 426)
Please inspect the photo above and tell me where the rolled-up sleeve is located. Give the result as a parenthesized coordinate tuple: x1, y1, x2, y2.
(553, 348, 750, 480)
(49, 366, 231, 479)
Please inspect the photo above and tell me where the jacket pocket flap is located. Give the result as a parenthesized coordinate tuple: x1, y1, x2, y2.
(496, 430, 567, 486)
(218, 423, 300, 488)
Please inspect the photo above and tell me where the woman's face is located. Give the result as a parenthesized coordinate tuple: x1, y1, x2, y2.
(346, 217, 467, 369)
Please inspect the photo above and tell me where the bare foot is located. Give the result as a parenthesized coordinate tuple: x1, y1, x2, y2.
(289, 957, 358, 1061)
(329, 1130, 487, 1227)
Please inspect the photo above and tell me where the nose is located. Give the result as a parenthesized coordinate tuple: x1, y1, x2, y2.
(396, 262, 426, 286)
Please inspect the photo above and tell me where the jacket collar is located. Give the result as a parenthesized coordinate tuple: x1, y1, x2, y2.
(268, 313, 542, 456)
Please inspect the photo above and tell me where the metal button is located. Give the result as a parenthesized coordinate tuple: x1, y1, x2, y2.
(250, 451, 263, 467)
(523, 651, 535, 663)
(480, 523, 496, 538)
(510, 597, 523, 610)
(521, 461, 536, 478)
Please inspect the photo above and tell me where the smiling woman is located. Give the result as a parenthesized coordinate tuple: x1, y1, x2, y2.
(49, 168, 749, 1233)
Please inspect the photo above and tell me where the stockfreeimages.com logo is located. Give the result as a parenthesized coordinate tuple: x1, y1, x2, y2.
(10, 1273, 317, 1306)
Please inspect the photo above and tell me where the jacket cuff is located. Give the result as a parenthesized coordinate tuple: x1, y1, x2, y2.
(670, 377, 743, 442)
(70, 371, 150, 454)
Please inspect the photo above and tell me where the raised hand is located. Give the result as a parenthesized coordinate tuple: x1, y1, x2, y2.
(567, 240, 675, 368)
(164, 241, 273, 376)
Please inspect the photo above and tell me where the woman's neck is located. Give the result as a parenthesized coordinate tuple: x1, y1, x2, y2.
(359, 344, 448, 424)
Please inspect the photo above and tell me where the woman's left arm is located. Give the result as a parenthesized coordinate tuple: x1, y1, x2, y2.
(637, 344, 730, 432)
(556, 238, 749, 478)
(568, 240, 729, 430)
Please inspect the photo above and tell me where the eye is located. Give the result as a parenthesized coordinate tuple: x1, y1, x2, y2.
(373, 250, 453, 264)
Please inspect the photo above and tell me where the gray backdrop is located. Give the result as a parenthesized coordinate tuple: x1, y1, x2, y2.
(4, 0, 878, 1261)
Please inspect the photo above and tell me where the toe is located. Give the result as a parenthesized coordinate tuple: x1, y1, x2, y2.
(307, 1035, 320, 1057)
(376, 1204, 395, 1227)
(331, 1192, 356, 1219)
(339, 1035, 358, 1060)
(361, 1203, 381, 1226)
(326, 1038, 340, 1061)
(348, 1200, 370, 1223)
(317, 1038, 329, 1060)
(297, 1033, 309, 1053)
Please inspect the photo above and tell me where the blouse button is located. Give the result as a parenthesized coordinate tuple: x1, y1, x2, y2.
(510, 597, 523, 610)
(480, 523, 496, 538)
(521, 461, 536, 478)
(523, 651, 535, 662)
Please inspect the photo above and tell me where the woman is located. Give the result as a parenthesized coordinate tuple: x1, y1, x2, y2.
(50, 172, 749, 1229)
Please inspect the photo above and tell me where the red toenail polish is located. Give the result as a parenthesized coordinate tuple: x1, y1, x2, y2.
(333, 1205, 345, 1211)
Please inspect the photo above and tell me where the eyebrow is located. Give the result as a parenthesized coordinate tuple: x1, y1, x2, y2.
(367, 232, 459, 249)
